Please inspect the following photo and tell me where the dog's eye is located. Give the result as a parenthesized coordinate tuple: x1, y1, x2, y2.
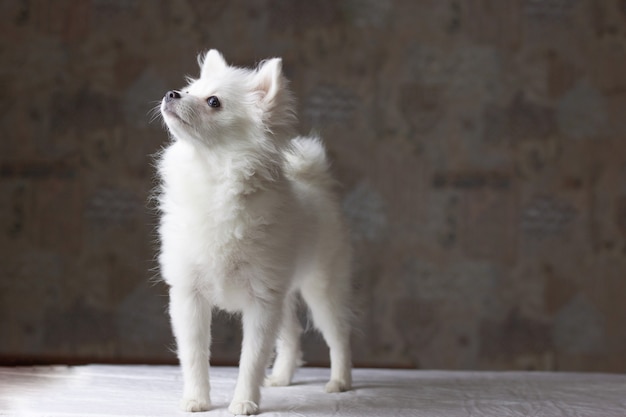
(207, 96, 220, 108)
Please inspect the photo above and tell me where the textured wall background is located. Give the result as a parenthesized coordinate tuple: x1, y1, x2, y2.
(1, 0, 626, 372)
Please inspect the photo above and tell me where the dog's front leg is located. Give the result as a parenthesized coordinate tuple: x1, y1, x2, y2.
(169, 286, 212, 412)
(228, 300, 281, 415)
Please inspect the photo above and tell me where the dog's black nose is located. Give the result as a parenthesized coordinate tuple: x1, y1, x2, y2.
(165, 90, 181, 102)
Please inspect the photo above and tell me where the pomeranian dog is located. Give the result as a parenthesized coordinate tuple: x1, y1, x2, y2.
(156, 50, 352, 415)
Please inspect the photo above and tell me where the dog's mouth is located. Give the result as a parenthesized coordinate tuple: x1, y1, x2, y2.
(162, 107, 190, 126)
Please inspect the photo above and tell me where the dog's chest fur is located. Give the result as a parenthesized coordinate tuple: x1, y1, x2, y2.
(157, 140, 291, 309)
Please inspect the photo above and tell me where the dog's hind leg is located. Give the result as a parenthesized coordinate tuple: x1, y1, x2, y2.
(300, 275, 352, 393)
(265, 292, 303, 387)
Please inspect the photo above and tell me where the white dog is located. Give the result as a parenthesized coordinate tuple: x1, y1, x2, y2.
(156, 50, 352, 415)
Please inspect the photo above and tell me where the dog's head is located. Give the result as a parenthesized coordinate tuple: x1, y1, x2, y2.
(160, 50, 295, 147)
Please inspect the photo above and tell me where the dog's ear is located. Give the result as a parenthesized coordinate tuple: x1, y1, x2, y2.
(254, 58, 282, 106)
(198, 49, 227, 78)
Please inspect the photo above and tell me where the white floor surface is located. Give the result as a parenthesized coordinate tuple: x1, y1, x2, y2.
(1, 365, 625, 416)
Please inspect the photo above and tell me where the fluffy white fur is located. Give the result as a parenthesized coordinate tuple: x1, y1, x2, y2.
(156, 50, 352, 415)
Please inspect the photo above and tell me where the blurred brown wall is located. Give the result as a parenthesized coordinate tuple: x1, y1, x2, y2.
(1, 0, 626, 372)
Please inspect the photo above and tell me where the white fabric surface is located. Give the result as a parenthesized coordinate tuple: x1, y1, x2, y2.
(1, 365, 625, 416)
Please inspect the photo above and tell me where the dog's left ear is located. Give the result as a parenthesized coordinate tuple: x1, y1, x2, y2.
(254, 58, 282, 106)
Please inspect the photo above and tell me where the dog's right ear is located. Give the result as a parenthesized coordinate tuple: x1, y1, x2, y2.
(253, 58, 283, 109)
(198, 49, 227, 78)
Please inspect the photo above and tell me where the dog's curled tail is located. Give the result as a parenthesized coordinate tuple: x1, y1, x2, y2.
(283, 136, 334, 187)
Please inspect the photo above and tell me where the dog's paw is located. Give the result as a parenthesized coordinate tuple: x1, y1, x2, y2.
(325, 379, 351, 393)
(264, 374, 291, 387)
(228, 400, 260, 415)
(180, 396, 211, 412)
